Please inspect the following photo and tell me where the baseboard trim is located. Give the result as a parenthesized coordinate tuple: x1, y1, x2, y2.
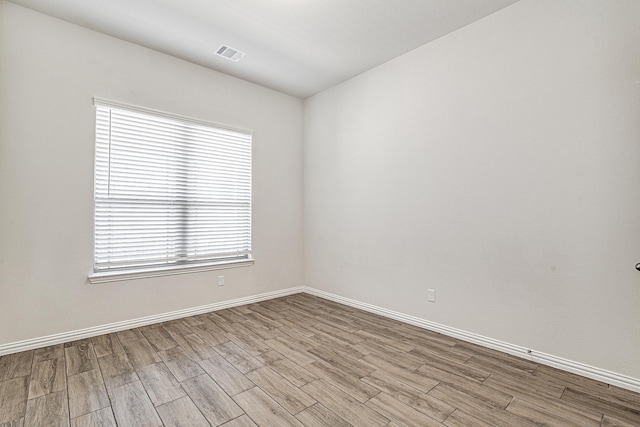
(0, 286, 304, 357)
(302, 287, 640, 393)
(2, 285, 639, 393)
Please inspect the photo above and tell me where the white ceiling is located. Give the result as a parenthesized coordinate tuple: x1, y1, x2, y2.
(10, 0, 520, 99)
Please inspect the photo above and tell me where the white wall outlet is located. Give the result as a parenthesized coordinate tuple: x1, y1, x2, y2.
(218, 275, 225, 287)
(427, 289, 436, 302)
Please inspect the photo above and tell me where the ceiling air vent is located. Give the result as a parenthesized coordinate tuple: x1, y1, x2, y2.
(215, 45, 245, 62)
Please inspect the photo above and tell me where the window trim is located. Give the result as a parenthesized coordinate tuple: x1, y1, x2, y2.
(89, 97, 254, 283)
(88, 258, 254, 284)
(92, 97, 254, 136)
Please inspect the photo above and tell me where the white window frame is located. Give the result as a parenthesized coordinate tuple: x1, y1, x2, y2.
(88, 98, 253, 284)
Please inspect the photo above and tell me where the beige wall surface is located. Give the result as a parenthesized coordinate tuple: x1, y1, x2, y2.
(0, 2, 304, 343)
(2, 0, 640, 383)
(304, 0, 640, 378)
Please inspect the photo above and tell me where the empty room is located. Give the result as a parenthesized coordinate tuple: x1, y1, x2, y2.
(1, 0, 639, 426)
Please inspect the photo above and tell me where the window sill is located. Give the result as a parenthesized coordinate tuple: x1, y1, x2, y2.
(88, 258, 254, 284)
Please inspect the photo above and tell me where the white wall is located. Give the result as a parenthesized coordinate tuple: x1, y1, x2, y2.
(304, 0, 640, 379)
(0, 2, 303, 344)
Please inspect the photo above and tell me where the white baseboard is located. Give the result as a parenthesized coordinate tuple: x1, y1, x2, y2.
(2, 284, 638, 394)
(302, 286, 640, 393)
(0, 286, 304, 357)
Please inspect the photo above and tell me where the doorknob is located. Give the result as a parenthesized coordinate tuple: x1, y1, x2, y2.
(636, 263, 640, 271)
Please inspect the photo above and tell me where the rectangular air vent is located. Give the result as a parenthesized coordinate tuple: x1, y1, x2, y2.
(215, 45, 245, 62)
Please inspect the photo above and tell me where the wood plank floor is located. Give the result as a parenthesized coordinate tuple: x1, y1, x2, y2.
(1, 293, 639, 426)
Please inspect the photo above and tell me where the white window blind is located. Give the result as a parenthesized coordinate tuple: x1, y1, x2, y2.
(93, 99, 252, 274)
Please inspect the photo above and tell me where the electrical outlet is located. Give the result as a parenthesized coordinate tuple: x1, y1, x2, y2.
(427, 289, 436, 302)
(218, 275, 225, 287)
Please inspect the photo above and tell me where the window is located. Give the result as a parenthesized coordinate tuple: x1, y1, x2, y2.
(89, 98, 253, 283)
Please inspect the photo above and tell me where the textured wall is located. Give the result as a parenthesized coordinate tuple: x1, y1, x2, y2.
(304, 0, 640, 378)
(0, 2, 304, 343)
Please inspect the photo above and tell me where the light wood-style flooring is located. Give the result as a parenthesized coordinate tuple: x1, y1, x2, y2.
(1, 293, 639, 426)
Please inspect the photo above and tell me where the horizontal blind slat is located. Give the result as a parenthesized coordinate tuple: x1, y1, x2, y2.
(94, 104, 252, 272)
